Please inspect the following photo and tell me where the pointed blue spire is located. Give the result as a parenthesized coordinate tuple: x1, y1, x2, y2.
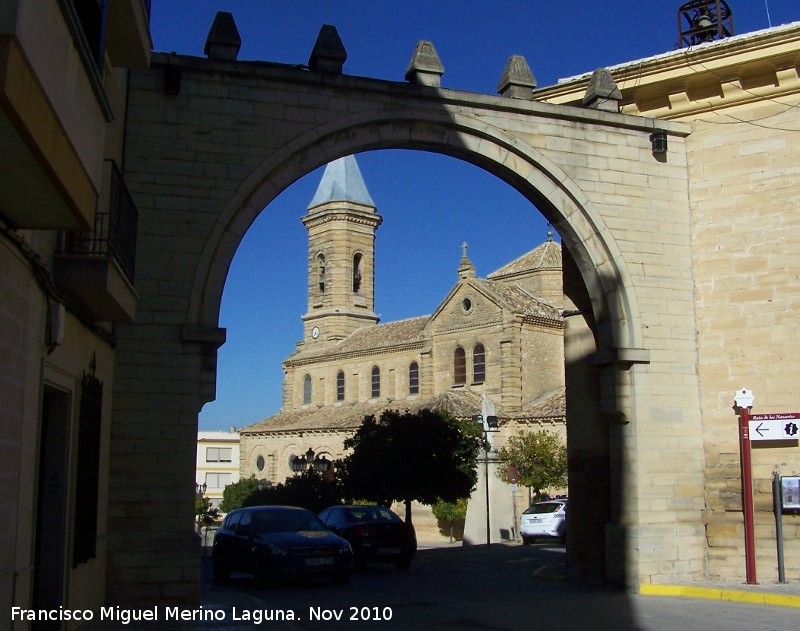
(308, 155, 375, 210)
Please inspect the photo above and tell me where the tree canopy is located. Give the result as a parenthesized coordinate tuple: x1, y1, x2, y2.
(337, 408, 484, 522)
(218, 476, 262, 513)
(218, 472, 343, 514)
(495, 429, 568, 503)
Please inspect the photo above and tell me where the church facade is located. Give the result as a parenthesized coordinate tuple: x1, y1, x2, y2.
(239, 156, 567, 505)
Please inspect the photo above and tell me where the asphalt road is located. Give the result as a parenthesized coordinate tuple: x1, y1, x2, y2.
(194, 542, 800, 631)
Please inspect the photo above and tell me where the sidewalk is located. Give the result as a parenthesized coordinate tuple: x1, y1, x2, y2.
(494, 538, 800, 608)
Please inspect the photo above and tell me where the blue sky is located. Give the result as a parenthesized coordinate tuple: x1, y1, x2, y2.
(148, 1, 798, 430)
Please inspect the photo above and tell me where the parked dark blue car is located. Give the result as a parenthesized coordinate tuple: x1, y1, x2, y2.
(212, 505, 353, 585)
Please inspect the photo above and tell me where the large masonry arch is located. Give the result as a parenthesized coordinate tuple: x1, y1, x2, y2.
(193, 112, 645, 352)
(112, 48, 703, 604)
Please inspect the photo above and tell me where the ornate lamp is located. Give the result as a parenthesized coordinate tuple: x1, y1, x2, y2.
(291, 454, 307, 472)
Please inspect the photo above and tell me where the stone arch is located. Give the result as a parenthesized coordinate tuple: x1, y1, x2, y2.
(182, 108, 649, 586)
(189, 111, 644, 360)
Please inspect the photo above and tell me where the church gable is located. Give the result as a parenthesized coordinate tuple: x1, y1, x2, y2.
(426, 280, 505, 334)
(426, 277, 561, 335)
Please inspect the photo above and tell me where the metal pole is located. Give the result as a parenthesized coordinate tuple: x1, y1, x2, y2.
(511, 487, 518, 542)
(773, 471, 785, 583)
(485, 443, 490, 545)
(738, 406, 757, 584)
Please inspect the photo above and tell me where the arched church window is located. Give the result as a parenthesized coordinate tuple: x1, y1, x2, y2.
(473, 343, 486, 384)
(317, 254, 326, 292)
(303, 374, 312, 405)
(353, 253, 362, 293)
(409, 362, 419, 395)
(336, 370, 345, 401)
(454, 347, 466, 385)
(371, 366, 381, 398)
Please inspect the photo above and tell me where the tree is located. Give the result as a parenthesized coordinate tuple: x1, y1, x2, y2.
(247, 468, 344, 514)
(218, 476, 261, 513)
(194, 494, 220, 529)
(337, 409, 484, 524)
(496, 430, 568, 504)
(431, 497, 469, 542)
(218, 471, 345, 515)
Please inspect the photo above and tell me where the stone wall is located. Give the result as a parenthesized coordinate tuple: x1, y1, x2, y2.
(687, 99, 800, 581)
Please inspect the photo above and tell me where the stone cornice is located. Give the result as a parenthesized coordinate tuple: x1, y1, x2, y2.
(433, 319, 505, 335)
(241, 427, 355, 438)
(150, 51, 689, 134)
(302, 207, 383, 230)
(284, 340, 425, 368)
(532, 23, 800, 120)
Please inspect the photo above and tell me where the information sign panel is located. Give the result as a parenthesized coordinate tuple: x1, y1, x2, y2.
(748, 413, 800, 441)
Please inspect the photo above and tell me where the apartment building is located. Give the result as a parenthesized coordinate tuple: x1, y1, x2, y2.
(0, 0, 151, 618)
(196, 429, 241, 509)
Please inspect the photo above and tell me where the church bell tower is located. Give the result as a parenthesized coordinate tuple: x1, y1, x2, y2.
(301, 155, 382, 343)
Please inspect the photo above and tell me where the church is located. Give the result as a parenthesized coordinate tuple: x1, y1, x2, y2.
(238, 155, 568, 527)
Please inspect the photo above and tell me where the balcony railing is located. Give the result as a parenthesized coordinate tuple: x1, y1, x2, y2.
(63, 160, 138, 283)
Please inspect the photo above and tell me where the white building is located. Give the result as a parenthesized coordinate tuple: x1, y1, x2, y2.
(196, 428, 241, 509)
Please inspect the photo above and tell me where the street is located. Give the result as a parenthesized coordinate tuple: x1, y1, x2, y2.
(195, 542, 799, 631)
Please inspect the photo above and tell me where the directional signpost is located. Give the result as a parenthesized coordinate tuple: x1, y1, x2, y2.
(733, 391, 800, 586)
(749, 413, 800, 441)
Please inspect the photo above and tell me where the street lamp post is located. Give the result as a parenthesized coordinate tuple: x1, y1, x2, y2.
(291, 448, 332, 474)
(473, 414, 499, 545)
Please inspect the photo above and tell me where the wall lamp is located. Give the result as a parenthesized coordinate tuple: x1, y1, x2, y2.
(650, 129, 668, 155)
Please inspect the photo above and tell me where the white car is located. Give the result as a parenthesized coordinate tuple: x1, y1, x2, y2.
(519, 499, 567, 544)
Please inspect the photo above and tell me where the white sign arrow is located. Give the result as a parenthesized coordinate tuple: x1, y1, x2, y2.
(748, 417, 800, 441)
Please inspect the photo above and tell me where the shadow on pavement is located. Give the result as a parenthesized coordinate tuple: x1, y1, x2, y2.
(84, 543, 642, 629)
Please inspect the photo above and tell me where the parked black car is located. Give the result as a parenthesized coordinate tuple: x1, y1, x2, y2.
(212, 505, 353, 585)
(318, 505, 416, 570)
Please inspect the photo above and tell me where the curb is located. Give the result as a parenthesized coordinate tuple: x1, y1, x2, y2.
(639, 584, 800, 608)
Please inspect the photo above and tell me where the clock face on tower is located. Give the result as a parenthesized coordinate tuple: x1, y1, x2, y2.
(311, 326, 320, 339)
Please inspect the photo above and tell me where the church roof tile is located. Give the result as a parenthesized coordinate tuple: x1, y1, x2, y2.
(487, 239, 562, 279)
(286, 316, 429, 365)
(474, 279, 562, 320)
(241, 390, 484, 435)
